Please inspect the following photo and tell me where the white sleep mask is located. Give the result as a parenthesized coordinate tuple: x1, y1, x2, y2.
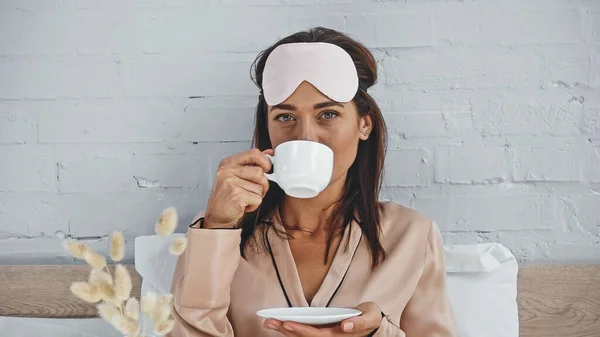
(261, 42, 360, 106)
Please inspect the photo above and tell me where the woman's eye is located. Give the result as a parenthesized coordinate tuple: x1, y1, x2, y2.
(277, 114, 294, 122)
(321, 111, 338, 120)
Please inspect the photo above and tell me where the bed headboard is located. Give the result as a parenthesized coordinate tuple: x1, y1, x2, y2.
(517, 264, 600, 337)
(0, 265, 141, 318)
(1, 264, 599, 336)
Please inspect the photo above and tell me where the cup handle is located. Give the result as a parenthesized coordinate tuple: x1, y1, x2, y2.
(264, 154, 277, 183)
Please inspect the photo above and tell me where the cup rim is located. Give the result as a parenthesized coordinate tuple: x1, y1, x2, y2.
(274, 140, 333, 153)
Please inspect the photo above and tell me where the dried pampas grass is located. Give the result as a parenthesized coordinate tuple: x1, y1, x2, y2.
(83, 250, 107, 270)
(96, 279, 116, 303)
(70, 282, 101, 303)
(114, 314, 141, 336)
(155, 207, 178, 236)
(89, 269, 113, 285)
(140, 291, 157, 313)
(125, 298, 140, 321)
(115, 264, 132, 301)
(156, 294, 173, 308)
(169, 237, 188, 256)
(96, 302, 121, 329)
(110, 231, 125, 262)
(66, 206, 188, 337)
(154, 319, 175, 336)
(151, 303, 172, 325)
(63, 240, 89, 259)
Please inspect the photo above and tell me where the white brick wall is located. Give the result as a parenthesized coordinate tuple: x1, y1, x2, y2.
(1, 0, 599, 264)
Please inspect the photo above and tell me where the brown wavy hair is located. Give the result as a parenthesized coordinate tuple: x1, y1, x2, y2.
(238, 27, 388, 268)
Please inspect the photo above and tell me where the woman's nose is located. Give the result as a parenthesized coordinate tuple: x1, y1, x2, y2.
(295, 122, 319, 142)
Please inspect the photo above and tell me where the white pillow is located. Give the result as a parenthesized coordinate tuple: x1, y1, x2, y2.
(134, 236, 519, 337)
(444, 243, 519, 337)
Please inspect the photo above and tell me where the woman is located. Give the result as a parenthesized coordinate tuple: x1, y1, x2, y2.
(169, 27, 457, 337)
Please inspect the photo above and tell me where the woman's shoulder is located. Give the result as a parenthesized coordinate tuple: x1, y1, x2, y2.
(377, 201, 435, 245)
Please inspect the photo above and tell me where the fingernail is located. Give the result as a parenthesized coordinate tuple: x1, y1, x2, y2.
(283, 324, 294, 331)
(266, 324, 277, 330)
(343, 322, 354, 332)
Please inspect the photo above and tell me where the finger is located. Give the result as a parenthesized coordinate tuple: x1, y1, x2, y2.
(263, 319, 285, 334)
(242, 190, 264, 213)
(229, 148, 273, 172)
(340, 303, 381, 334)
(233, 166, 270, 197)
(280, 321, 325, 336)
(231, 175, 264, 198)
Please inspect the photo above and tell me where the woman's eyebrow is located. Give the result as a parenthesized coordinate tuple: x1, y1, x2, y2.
(270, 101, 344, 112)
(313, 101, 344, 110)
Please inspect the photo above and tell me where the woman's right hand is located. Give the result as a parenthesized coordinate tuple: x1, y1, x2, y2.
(203, 148, 274, 229)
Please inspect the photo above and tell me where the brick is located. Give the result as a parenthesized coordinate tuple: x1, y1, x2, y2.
(38, 99, 177, 143)
(70, 0, 167, 8)
(0, 11, 75, 55)
(379, 187, 412, 207)
(62, 189, 210, 237)
(383, 49, 538, 90)
(58, 157, 135, 193)
(132, 153, 212, 189)
(345, 15, 376, 47)
(591, 51, 600, 88)
(0, 0, 64, 9)
(0, 147, 57, 192)
(221, 0, 360, 5)
(0, 56, 123, 99)
(435, 9, 583, 46)
(538, 46, 592, 89)
(472, 94, 583, 136)
(290, 15, 345, 33)
(593, 14, 600, 42)
(513, 147, 583, 182)
(75, 9, 289, 54)
(207, 142, 254, 187)
(560, 194, 600, 236)
(382, 149, 429, 187)
(165, 0, 210, 5)
(387, 95, 472, 114)
(222, 0, 316, 5)
(435, 146, 507, 184)
(542, 243, 600, 263)
(376, 12, 433, 48)
(413, 194, 556, 232)
(582, 96, 600, 134)
(411, 197, 452, 231)
(38, 99, 255, 143)
(0, 104, 32, 144)
(0, 192, 66, 237)
(586, 147, 600, 183)
(385, 112, 473, 139)
(121, 55, 257, 97)
(58, 153, 212, 193)
(347, 12, 432, 48)
(171, 104, 255, 140)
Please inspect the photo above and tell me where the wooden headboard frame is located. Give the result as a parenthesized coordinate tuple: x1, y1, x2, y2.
(0, 264, 599, 337)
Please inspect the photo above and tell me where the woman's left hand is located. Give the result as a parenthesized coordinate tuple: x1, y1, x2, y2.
(263, 302, 382, 337)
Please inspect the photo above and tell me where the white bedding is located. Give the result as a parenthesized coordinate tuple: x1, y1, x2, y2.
(0, 316, 121, 337)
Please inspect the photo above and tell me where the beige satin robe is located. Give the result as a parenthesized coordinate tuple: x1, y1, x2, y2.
(168, 202, 457, 337)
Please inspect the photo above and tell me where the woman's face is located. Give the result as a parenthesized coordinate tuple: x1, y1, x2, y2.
(267, 81, 372, 188)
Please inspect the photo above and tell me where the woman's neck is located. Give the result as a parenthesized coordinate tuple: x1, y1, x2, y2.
(279, 173, 347, 238)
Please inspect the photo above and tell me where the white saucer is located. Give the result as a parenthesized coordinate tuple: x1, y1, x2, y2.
(256, 307, 362, 325)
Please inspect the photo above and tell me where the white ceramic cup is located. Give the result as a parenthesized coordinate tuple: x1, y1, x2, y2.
(265, 140, 334, 198)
